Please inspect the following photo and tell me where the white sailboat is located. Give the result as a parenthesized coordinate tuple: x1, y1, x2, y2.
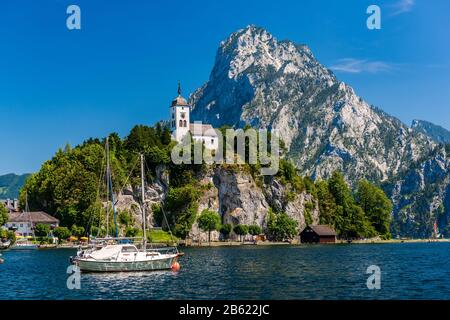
(72, 139, 182, 272)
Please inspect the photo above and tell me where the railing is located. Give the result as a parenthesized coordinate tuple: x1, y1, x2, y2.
(85, 237, 179, 254)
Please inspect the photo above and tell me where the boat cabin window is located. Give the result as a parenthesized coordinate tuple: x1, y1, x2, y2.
(121, 246, 138, 253)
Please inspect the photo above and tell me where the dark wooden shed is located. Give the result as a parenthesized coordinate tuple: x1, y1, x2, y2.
(300, 225, 337, 244)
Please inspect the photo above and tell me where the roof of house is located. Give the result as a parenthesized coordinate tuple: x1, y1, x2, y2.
(8, 211, 59, 224)
(190, 124, 218, 137)
(304, 225, 337, 236)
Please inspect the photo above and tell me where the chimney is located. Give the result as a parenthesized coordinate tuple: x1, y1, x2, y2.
(7, 199, 12, 209)
(13, 199, 19, 211)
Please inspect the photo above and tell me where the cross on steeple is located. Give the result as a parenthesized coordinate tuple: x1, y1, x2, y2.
(178, 81, 181, 96)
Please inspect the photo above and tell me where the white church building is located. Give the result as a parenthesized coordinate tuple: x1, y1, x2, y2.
(169, 83, 219, 150)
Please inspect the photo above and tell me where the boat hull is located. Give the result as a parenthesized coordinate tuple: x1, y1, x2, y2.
(0, 243, 11, 250)
(75, 254, 179, 272)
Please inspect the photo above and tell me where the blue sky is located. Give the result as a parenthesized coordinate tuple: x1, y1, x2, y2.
(1, 0, 449, 174)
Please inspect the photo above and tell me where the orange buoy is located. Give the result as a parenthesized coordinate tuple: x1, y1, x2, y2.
(171, 261, 181, 272)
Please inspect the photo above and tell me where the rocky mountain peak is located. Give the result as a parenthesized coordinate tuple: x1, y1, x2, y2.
(191, 26, 440, 188)
(213, 25, 334, 82)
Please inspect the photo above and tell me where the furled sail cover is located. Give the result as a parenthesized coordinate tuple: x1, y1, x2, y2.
(89, 245, 122, 260)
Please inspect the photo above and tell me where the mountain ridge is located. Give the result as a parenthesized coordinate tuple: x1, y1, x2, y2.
(411, 119, 450, 145)
(0, 173, 31, 199)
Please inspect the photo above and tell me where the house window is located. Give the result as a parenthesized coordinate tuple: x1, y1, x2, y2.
(172, 113, 174, 119)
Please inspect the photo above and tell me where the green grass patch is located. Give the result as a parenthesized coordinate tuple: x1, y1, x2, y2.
(147, 229, 178, 243)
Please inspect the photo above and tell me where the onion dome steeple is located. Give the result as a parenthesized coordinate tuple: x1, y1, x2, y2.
(171, 81, 188, 107)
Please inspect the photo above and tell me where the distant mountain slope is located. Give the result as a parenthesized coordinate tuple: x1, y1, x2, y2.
(0, 173, 30, 199)
(412, 120, 450, 144)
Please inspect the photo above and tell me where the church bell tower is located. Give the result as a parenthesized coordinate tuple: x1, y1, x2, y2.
(170, 81, 190, 142)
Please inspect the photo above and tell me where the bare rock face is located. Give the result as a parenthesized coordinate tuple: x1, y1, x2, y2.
(188, 167, 318, 240)
(189, 171, 221, 242)
(264, 177, 319, 231)
(386, 146, 450, 237)
(155, 165, 170, 191)
(114, 175, 166, 229)
(213, 167, 270, 229)
(114, 166, 322, 240)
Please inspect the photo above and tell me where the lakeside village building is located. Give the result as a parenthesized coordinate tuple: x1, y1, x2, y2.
(1, 199, 59, 237)
(170, 83, 219, 150)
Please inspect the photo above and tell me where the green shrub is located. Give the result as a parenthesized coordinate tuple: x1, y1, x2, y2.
(248, 224, 262, 236)
(267, 209, 298, 241)
(71, 225, 85, 237)
(233, 224, 249, 242)
(35, 223, 50, 237)
(53, 227, 71, 242)
(125, 227, 140, 237)
(197, 209, 221, 242)
(220, 224, 232, 239)
(118, 210, 133, 227)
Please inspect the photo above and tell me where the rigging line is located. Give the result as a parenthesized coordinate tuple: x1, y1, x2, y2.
(144, 160, 178, 250)
(87, 148, 107, 236)
(113, 155, 140, 207)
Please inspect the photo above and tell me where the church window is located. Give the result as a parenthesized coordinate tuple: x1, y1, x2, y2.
(179, 120, 183, 127)
(183, 120, 187, 127)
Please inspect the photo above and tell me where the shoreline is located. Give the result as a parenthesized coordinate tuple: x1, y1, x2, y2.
(11, 238, 450, 250)
(180, 238, 450, 247)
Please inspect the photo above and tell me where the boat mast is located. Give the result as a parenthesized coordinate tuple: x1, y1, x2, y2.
(141, 153, 147, 252)
(106, 137, 110, 237)
(25, 192, 35, 239)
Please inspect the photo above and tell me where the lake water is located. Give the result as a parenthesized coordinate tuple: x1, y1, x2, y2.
(1, 243, 450, 300)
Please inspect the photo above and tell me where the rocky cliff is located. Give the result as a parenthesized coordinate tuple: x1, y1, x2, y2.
(116, 165, 319, 242)
(385, 146, 449, 237)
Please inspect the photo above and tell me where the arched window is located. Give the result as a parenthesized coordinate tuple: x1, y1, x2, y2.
(179, 120, 183, 127)
(211, 139, 214, 145)
(183, 120, 187, 127)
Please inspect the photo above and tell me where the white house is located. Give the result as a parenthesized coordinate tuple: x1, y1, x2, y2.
(5, 211, 59, 237)
(169, 83, 219, 150)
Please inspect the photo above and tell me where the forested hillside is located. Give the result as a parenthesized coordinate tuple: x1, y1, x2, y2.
(20, 123, 392, 241)
(0, 173, 30, 199)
